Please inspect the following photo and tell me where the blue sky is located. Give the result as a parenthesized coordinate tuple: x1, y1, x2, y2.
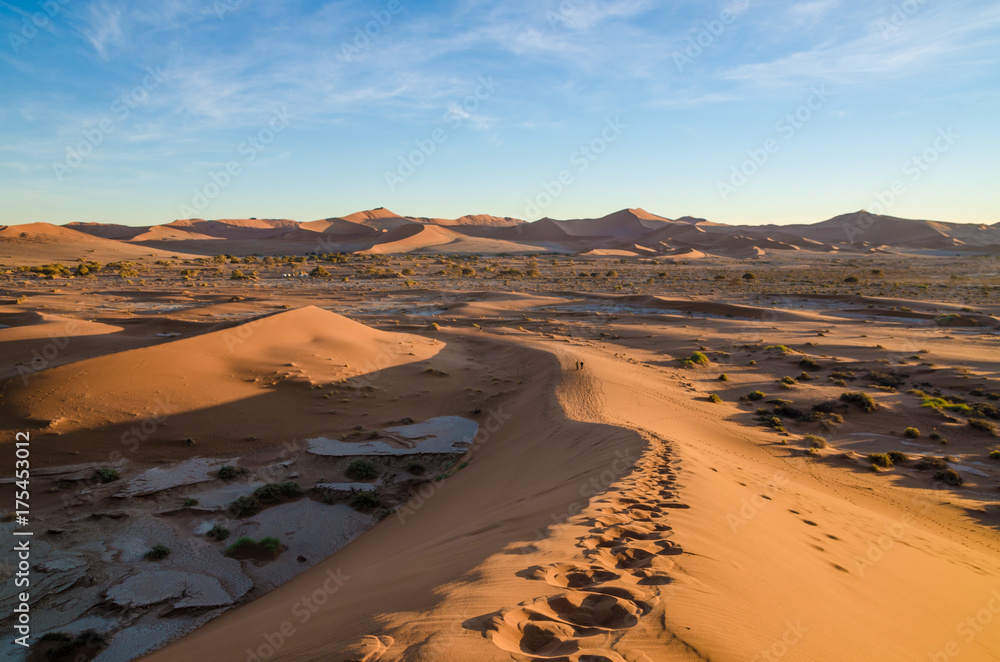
(1, 0, 999, 226)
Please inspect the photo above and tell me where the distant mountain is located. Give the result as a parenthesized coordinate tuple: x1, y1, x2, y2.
(5, 207, 983, 260)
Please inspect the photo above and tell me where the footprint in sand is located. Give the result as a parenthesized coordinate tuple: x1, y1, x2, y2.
(523, 563, 621, 589)
(470, 433, 683, 660)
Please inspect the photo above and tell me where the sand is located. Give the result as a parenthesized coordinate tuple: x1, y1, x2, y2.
(2, 248, 999, 662)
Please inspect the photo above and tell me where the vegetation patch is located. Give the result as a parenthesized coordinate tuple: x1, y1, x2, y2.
(840, 391, 877, 412)
(868, 453, 893, 469)
(206, 524, 230, 541)
(145, 544, 171, 560)
(94, 467, 119, 484)
(228, 495, 261, 518)
(350, 491, 381, 512)
(225, 536, 283, 559)
(346, 459, 379, 481)
(934, 468, 964, 486)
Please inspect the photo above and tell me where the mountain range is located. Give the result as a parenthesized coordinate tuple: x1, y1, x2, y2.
(2, 208, 998, 263)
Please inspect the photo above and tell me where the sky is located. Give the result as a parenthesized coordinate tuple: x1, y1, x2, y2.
(1, 0, 999, 227)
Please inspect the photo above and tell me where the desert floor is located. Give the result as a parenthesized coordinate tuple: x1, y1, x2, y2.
(2, 252, 1000, 662)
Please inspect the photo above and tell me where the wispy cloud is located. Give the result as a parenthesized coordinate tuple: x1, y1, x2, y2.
(74, 1, 125, 60)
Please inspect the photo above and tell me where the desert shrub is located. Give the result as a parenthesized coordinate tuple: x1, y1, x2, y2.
(840, 392, 877, 412)
(830, 370, 856, 381)
(228, 495, 261, 517)
(94, 467, 119, 483)
(350, 491, 380, 511)
(780, 376, 796, 385)
(206, 524, 230, 541)
(798, 372, 813, 381)
(969, 418, 998, 436)
(253, 483, 283, 504)
(346, 459, 379, 481)
(764, 345, 795, 354)
(868, 453, 893, 469)
(218, 465, 242, 480)
(989, 450, 1000, 460)
(682, 351, 709, 366)
(259, 537, 283, 558)
(225, 537, 255, 556)
(406, 461, 426, 476)
(761, 416, 784, 431)
(887, 451, 908, 464)
(810, 401, 840, 414)
(971, 402, 1000, 420)
(774, 403, 804, 419)
(309, 266, 330, 278)
(226, 536, 283, 558)
(146, 544, 171, 560)
(747, 390, 766, 401)
(799, 357, 821, 371)
(183, 498, 199, 507)
(903, 427, 920, 439)
(718, 374, 729, 381)
(804, 434, 827, 449)
(278, 481, 303, 497)
(867, 371, 906, 389)
(934, 469, 964, 486)
(708, 394, 722, 403)
(844, 275, 860, 284)
(915, 456, 948, 471)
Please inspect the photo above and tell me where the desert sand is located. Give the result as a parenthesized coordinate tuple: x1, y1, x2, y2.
(1, 213, 999, 661)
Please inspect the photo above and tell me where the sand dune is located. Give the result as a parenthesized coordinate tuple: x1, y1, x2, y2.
(0, 223, 199, 264)
(0, 306, 439, 446)
(6, 208, 995, 260)
(143, 315, 1000, 662)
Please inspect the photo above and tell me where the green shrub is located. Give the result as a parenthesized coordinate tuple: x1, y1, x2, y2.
(259, 537, 283, 558)
(95, 467, 119, 484)
(934, 468, 964, 486)
(146, 544, 171, 560)
(868, 453, 893, 469)
(708, 394, 722, 403)
(278, 481, 303, 497)
(886, 451, 907, 464)
(183, 498, 199, 507)
(969, 418, 998, 436)
(799, 357, 821, 371)
(687, 351, 709, 365)
(989, 450, 1000, 460)
(350, 491, 380, 511)
(867, 371, 906, 389)
(718, 374, 729, 381)
(915, 456, 948, 471)
(406, 461, 426, 476)
(218, 465, 243, 480)
(253, 483, 282, 504)
(840, 392, 877, 412)
(747, 390, 766, 401)
(903, 427, 920, 439)
(206, 524, 230, 541)
(798, 372, 813, 381)
(804, 434, 827, 449)
(225, 537, 257, 556)
(780, 376, 796, 385)
(346, 459, 379, 481)
(228, 495, 261, 517)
